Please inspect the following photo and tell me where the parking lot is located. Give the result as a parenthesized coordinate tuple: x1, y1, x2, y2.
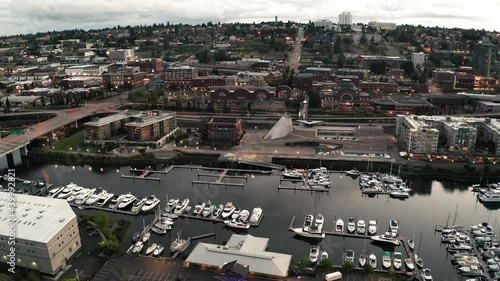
(125, 269, 188, 281)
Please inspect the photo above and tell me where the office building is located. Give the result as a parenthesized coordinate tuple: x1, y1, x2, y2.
(338, 12, 352, 26)
(0, 193, 81, 276)
(472, 40, 497, 77)
(102, 66, 145, 89)
(64, 64, 109, 76)
(411, 52, 428, 66)
(127, 59, 164, 73)
(315, 19, 333, 30)
(200, 118, 243, 146)
(164, 66, 198, 86)
(109, 49, 135, 62)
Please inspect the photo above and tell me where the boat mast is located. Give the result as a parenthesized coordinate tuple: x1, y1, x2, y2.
(452, 204, 459, 227)
(417, 231, 422, 256)
(389, 160, 394, 177)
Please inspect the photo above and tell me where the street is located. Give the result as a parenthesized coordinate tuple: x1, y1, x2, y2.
(289, 27, 304, 72)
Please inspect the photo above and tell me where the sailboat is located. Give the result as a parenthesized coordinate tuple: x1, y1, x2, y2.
(471, 167, 488, 191)
(408, 225, 416, 251)
(359, 239, 367, 267)
(414, 232, 424, 268)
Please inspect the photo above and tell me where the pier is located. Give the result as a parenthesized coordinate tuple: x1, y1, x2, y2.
(278, 184, 330, 193)
(70, 203, 142, 216)
(121, 174, 161, 181)
(191, 180, 244, 187)
(177, 211, 263, 227)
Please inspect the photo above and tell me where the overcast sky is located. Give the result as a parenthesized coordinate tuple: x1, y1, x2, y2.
(0, 0, 498, 36)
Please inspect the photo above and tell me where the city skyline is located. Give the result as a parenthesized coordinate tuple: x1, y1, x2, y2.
(0, 0, 498, 36)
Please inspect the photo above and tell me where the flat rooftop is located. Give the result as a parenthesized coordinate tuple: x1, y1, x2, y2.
(210, 118, 240, 124)
(0, 192, 76, 243)
(124, 111, 175, 128)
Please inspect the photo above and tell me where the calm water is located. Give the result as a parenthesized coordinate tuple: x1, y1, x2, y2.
(10, 164, 500, 280)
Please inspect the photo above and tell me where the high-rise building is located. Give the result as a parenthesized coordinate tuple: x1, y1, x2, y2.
(472, 40, 497, 77)
(338, 12, 352, 26)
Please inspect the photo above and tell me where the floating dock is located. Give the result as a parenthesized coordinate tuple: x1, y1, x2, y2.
(171, 232, 216, 259)
(69, 202, 142, 216)
(121, 174, 161, 181)
(176, 211, 263, 227)
(278, 185, 330, 193)
(191, 180, 244, 187)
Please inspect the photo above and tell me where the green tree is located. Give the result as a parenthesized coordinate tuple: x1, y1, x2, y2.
(94, 211, 111, 231)
(308, 90, 321, 108)
(337, 52, 346, 68)
(321, 258, 333, 270)
(363, 263, 374, 274)
(342, 261, 354, 273)
(299, 256, 312, 269)
(333, 36, 342, 54)
(359, 32, 368, 45)
(206, 102, 215, 112)
(26, 271, 40, 281)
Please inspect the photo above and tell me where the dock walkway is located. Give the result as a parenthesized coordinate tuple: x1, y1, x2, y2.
(171, 232, 215, 259)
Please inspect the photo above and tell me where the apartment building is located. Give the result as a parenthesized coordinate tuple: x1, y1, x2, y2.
(443, 121, 478, 151)
(164, 66, 198, 86)
(396, 115, 439, 154)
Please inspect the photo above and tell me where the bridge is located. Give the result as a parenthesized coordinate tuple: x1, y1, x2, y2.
(0, 94, 126, 167)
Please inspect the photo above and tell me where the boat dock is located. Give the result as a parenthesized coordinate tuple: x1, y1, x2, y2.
(278, 184, 330, 193)
(69, 202, 142, 215)
(121, 174, 161, 181)
(191, 180, 244, 187)
(177, 211, 263, 227)
(171, 232, 216, 259)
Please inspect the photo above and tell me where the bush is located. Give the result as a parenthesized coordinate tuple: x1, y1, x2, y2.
(342, 261, 354, 273)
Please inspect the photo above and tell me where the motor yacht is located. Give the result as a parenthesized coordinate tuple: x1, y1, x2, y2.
(249, 207, 262, 223)
(315, 214, 324, 232)
(48, 186, 64, 198)
(346, 168, 360, 177)
(86, 190, 106, 205)
(131, 197, 147, 213)
(145, 243, 157, 255)
(74, 188, 96, 205)
(193, 202, 205, 216)
(201, 202, 215, 218)
(221, 202, 236, 219)
(347, 217, 356, 233)
(393, 252, 402, 270)
(345, 249, 355, 264)
(164, 198, 179, 213)
(225, 220, 250, 230)
(131, 241, 143, 254)
(238, 210, 250, 223)
(357, 220, 366, 235)
(151, 226, 167, 235)
(421, 268, 433, 281)
(382, 252, 392, 269)
(335, 218, 344, 233)
(309, 246, 320, 263)
(57, 184, 78, 199)
(371, 232, 400, 246)
(303, 214, 314, 232)
(389, 219, 399, 234)
(368, 220, 377, 235)
(117, 193, 137, 209)
(369, 253, 377, 269)
(404, 258, 414, 271)
(283, 169, 304, 180)
(231, 207, 241, 220)
(211, 204, 224, 219)
(170, 232, 188, 252)
(173, 198, 189, 214)
(108, 194, 125, 209)
(390, 190, 410, 199)
(153, 244, 164, 256)
(478, 190, 500, 203)
(142, 195, 160, 212)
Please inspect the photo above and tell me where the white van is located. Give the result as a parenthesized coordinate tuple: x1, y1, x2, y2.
(325, 271, 342, 281)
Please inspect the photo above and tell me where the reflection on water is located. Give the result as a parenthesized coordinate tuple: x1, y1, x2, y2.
(7, 163, 500, 280)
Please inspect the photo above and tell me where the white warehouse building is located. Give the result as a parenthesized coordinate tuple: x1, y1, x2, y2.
(0, 193, 81, 276)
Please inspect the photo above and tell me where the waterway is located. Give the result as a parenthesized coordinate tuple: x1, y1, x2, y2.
(9, 164, 500, 280)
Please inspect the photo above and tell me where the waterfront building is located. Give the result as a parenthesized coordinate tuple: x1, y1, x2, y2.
(185, 234, 291, 278)
(0, 193, 81, 276)
(396, 115, 439, 153)
(200, 118, 243, 146)
(443, 121, 478, 151)
(124, 111, 177, 143)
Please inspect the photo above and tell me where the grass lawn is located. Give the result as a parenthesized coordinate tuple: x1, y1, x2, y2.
(53, 130, 100, 153)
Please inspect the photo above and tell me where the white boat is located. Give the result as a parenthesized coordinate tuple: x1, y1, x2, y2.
(303, 214, 314, 232)
(86, 190, 105, 205)
(155, 219, 174, 230)
(201, 201, 215, 218)
(48, 186, 64, 198)
(283, 169, 304, 180)
(315, 214, 324, 231)
(151, 226, 167, 235)
(173, 198, 189, 214)
(382, 252, 392, 269)
(359, 252, 367, 267)
(414, 254, 423, 268)
(108, 194, 125, 209)
(368, 220, 377, 235)
(164, 198, 179, 213)
(221, 202, 236, 218)
(57, 184, 77, 199)
(225, 220, 251, 230)
(371, 232, 400, 246)
(346, 168, 360, 177)
(389, 219, 399, 234)
(390, 190, 410, 199)
(145, 243, 157, 255)
(211, 204, 223, 219)
(170, 232, 188, 252)
(421, 268, 433, 281)
(404, 258, 414, 271)
(142, 232, 150, 243)
(231, 207, 241, 220)
(118, 193, 137, 209)
(142, 195, 160, 212)
(309, 246, 320, 263)
(321, 251, 329, 262)
(345, 249, 355, 264)
(408, 239, 415, 250)
(357, 220, 366, 235)
(249, 207, 262, 223)
(74, 188, 96, 205)
(458, 265, 482, 273)
(393, 252, 402, 270)
(478, 190, 500, 203)
(239, 210, 250, 223)
(335, 218, 344, 233)
(131, 197, 147, 213)
(368, 253, 377, 269)
(131, 241, 143, 254)
(153, 244, 164, 256)
(193, 202, 205, 216)
(66, 194, 77, 203)
(347, 217, 356, 233)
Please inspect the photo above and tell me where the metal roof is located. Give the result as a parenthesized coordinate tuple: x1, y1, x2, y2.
(0, 96, 44, 103)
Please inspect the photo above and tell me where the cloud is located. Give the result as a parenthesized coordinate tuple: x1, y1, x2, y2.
(0, 0, 498, 35)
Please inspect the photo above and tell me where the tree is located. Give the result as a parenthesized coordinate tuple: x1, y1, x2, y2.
(337, 52, 346, 68)
(94, 212, 111, 231)
(186, 101, 192, 110)
(307, 90, 321, 108)
(206, 102, 215, 112)
(26, 271, 40, 281)
(320, 258, 333, 270)
(342, 261, 354, 273)
(4, 97, 11, 113)
(370, 61, 387, 75)
(363, 263, 374, 274)
(333, 36, 342, 54)
(359, 32, 368, 45)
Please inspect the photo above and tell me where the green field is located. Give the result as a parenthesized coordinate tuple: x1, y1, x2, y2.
(53, 130, 99, 153)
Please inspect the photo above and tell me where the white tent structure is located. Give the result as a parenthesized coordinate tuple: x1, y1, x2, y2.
(264, 112, 294, 140)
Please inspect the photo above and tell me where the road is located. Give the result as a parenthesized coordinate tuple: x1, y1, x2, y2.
(289, 27, 304, 72)
(0, 94, 127, 158)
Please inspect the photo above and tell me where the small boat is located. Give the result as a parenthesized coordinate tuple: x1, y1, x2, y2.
(414, 254, 423, 268)
(345, 249, 355, 264)
(458, 265, 481, 273)
(390, 190, 410, 199)
(142, 195, 160, 212)
(347, 217, 356, 233)
(153, 244, 164, 256)
(142, 232, 150, 243)
(131, 241, 143, 254)
(404, 258, 414, 271)
(309, 246, 320, 263)
(238, 210, 250, 223)
(283, 169, 304, 180)
(346, 168, 360, 177)
(170, 232, 188, 252)
(421, 268, 433, 281)
(145, 243, 157, 255)
(368, 220, 377, 235)
(389, 219, 399, 234)
(357, 220, 366, 235)
(368, 253, 377, 269)
(382, 252, 392, 269)
(321, 251, 329, 262)
(211, 204, 224, 219)
(132, 232, 140, 243)
(221, 202, 236, 219)
(151, 226, 167, 235)
(315, 213, 324, 231)
(393, 252, 402, 270)
(131, 197, 147, 213)
(231, 207, 241, 220)
(371, 232, 400, 246)
(201, 201, 215, 218)
(359, 252, 367, 267)
(225, 220, 251, 230)
(173, 198, 189, 214)
(249, 207, 262, 223)
(408, 239, 415, 250)
(335, 218, 344, 233)
(193, 202, 205, 216)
